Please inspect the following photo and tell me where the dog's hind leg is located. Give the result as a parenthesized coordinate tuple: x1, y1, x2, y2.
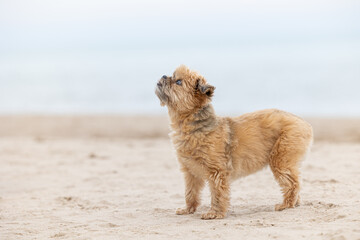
(272, 165, 300, 211)
(269, 131, 311, 211)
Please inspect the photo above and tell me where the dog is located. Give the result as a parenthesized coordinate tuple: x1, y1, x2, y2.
(155, 65, 313, 220)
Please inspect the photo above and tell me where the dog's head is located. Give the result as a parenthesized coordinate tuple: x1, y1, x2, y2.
(155, 65, 215, 113)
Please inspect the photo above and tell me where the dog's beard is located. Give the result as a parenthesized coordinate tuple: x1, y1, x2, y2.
(155, 86, 168, 107)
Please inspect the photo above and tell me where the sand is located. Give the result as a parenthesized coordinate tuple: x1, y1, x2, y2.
(0, 115, 360, 240)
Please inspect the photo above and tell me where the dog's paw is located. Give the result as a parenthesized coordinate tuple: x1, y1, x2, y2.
(201, 210, 225, 220)
(176, 207, 196, 215)
(295, 197, 301, 207)
(275, 203, 295, 211)
(275, 198, 301, 211)
(275, 203, 287, 211)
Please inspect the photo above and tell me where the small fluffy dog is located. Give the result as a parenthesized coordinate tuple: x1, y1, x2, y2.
(155, 65, 313, 220)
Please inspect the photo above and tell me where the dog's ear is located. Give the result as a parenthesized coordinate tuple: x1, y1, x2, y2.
(196, 79, 215, 97)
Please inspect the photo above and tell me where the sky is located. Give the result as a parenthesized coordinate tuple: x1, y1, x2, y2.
(1, 0, 359, 53)
(0, 0, 359, 115)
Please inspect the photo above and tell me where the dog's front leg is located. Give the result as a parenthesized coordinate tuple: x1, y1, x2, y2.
(176, 170, 205, 215)
(201, 172, 230, 220)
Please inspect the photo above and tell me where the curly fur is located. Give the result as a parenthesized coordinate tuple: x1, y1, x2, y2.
(155, 65, 313, 220)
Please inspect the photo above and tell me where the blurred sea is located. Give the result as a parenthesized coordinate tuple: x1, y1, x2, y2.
(0, 41, 359, 116)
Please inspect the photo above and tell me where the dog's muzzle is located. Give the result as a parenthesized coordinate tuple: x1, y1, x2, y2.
(156, 75, 168, 89)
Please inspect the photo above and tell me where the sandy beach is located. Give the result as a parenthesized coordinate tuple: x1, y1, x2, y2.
(0, 115, 360, 239)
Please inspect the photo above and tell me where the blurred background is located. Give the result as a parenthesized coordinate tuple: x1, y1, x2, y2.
(0, 0, 359, 116)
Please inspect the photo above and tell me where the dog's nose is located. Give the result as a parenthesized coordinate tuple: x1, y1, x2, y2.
(162, 75, 167, 79)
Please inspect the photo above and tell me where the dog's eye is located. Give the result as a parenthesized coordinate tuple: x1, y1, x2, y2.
(175, 80, 182, 85)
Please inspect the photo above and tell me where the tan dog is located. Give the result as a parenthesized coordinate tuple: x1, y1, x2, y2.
(155, 65, 313, 220)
